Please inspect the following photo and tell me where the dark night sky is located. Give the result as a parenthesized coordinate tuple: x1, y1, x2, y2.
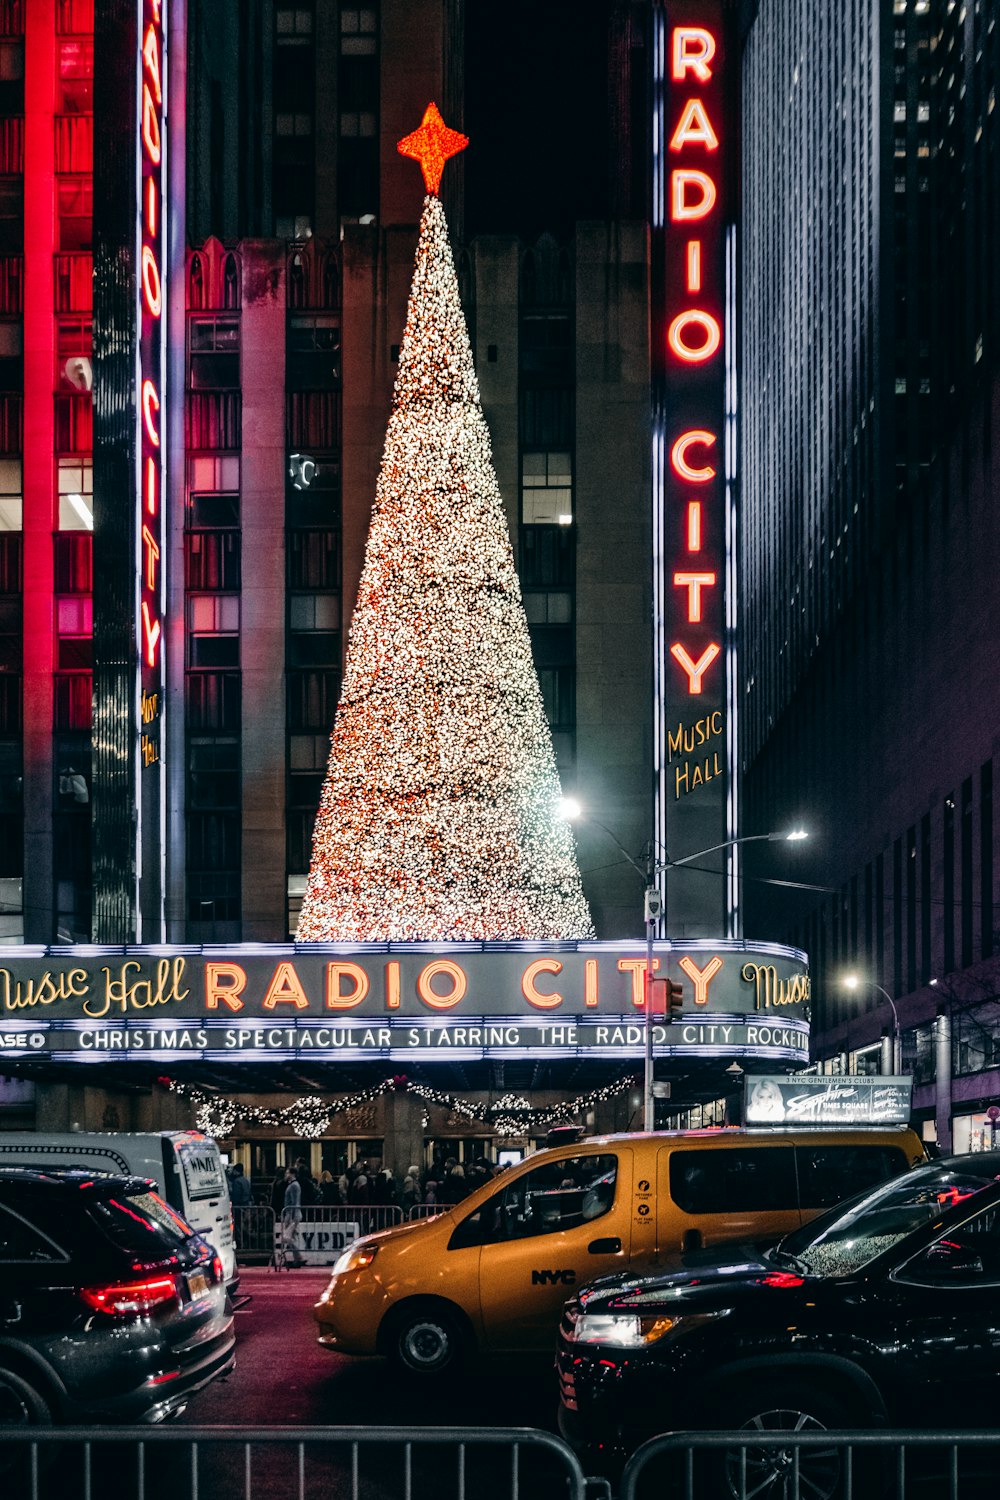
(464, 1, 613, 239)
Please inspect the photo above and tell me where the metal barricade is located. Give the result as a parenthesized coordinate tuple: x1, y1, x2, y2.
(233, 1203, 276, 1257)
(619, 1428, 1000, 1500)
(0, 1422, 605, 1500)
(408, 1203, 448, 1220)
(270, 1203, 405, 1269)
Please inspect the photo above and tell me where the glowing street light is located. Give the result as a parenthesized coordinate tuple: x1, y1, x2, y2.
(842, 974, 901, 1074)
(560, 800, 809, 1129)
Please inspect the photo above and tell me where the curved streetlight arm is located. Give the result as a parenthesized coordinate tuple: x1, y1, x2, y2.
(658, 832, 780, 873)
(581, 818, 650, 881)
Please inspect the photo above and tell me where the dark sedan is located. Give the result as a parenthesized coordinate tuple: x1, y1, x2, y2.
(0, 1167, 235, 1428)
(557, 1151, 1000, 1486)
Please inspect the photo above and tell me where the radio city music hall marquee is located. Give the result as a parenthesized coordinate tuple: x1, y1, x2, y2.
(0, 942, 809, 1065)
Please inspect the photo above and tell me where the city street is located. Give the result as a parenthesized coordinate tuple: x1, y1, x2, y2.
(182, 1268, 560, 1431)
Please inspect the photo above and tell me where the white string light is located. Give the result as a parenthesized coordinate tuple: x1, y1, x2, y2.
(296, 192, 593, 942)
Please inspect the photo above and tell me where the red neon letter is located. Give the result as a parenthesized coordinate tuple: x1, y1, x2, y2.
(674, 571, 716, 623)
(668, 309, 722, 362)
(141, 244, 161, 317)
(671, 26, 716, 83)
(142, 23, 162, 104)
(687, 501, 702, 551)
(385, 960, 401, 1009)
(671, 430, 716, 482)
(141, 525, 160, 590)
(670, 642, 720, 695)
(417, 960, 467, 1011)
(145, 456, 158, 515)
(686, 240, 702, 292)
(325, 962, 369, 1010)
(142, 380, 160, 446)
(618, 957, 659, 1009)
(146, 176, 158, 238)
(204, 962, 246, 1012)
(142, 83, 161, 165)
(521, 959, 564, 1011)
(669, 99, 719, 152)
(670, 169, 717, 222)
(678, 955, 724, 1005)
(262, 961, 310, 1010)
(141, 600, 161, 667)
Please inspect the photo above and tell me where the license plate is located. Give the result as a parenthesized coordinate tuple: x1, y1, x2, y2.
(187, 1271, 210, 1298)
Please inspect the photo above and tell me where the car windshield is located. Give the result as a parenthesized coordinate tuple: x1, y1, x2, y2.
(772, 1163, 1000, 1278)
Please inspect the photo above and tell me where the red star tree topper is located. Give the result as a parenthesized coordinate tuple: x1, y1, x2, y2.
(296, 111, 592, 942)
(396, 101, 468, 195)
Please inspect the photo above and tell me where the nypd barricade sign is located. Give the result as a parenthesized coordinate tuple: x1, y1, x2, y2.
(277, 1215, 362, 1267)
(745, 1074, 913, 1128)
(0, 941, 810, 1066)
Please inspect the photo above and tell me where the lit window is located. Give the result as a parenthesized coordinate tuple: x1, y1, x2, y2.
(0, 457, 21, 530)
(189, 455, 239, 492)
(521, 451, 573, 526)
(276, 114, 314, 138)
(340, 112, 376, 138)
(57, 455, 92, 530)
(189, 595, 240, 634)
(276, 9, 313, 40)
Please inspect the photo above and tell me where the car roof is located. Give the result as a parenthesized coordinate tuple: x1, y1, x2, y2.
(0, 1166, 156, 1195)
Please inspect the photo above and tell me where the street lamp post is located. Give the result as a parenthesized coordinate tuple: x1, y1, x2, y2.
(560, 802, 808, 1131)
(842, 975, 901, 1074)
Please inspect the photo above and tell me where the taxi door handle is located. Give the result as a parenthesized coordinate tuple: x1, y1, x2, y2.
(588, 1237, 621, 1255)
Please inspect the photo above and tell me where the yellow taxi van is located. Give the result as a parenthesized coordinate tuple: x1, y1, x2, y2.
(314, 1125, 925, 1373)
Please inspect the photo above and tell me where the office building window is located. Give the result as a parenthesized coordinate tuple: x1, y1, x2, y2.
(0, 454, 18, 528)
(982, 761, 994, 961)
(340, 7, 376, 54)
(521, 451, 572, 525)
(56, 456, 91, 530)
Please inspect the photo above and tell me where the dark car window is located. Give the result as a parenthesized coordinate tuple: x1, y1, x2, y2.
(449, 1155, 617, 1249)
(0, 1202, 66, 1262)
(795, 1145, 909, 1210)
(87, 1190, 194, 1258)
(670, 1148, 796, 1214)
(898, 1201, 1000, 1287)
(780, 1165, 1000, 1277)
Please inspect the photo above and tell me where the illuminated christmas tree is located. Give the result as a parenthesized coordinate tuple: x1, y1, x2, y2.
(297, 105, 593, 942)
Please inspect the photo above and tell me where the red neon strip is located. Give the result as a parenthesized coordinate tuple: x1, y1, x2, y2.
(141, 380, 160, 446)
(686, 501, 702, 551)
(686, 240, 702, 293)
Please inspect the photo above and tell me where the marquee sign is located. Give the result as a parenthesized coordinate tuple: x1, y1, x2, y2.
(0, 942, 809, 1064)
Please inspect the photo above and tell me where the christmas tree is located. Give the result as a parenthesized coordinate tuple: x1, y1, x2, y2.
(296, 104, 593, 943)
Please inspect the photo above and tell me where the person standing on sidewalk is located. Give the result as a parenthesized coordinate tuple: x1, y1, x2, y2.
(280, 1167, 304, 1268)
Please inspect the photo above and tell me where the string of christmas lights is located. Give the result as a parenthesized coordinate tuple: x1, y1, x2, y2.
(296, 133, 593, 942)
(164, 1075, 637, 1142)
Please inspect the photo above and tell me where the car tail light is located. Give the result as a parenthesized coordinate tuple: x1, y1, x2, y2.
(80, 1275, 180, 1316)
(212, 1254, 223, 1283)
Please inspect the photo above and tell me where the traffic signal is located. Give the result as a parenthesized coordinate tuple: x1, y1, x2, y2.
(646, 975, 684, 1018)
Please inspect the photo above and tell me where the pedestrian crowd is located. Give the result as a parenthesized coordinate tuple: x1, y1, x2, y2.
(226, 1152, 503, 1267)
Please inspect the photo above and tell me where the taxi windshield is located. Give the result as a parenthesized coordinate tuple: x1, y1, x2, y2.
(773, 1163, 1000, 1278)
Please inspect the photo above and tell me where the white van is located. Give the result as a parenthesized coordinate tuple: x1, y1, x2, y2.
(0, 1130, 237, 1287)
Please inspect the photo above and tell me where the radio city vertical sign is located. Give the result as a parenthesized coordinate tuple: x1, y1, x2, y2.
(652, 3, 733, 935)
(92, 0, 169, 940)
(138, 0, 165, 744)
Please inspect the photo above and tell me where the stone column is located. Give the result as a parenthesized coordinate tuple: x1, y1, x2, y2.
(935, 1010, 953, 1153)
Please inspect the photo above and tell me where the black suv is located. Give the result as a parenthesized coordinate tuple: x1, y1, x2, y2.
(557, 1151, 1000, 1482)
(0, 1168, 235, 1427)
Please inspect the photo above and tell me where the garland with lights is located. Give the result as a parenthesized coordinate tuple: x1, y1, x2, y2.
(296, 104, 592, 943)
(163, 1075, 636, 1142)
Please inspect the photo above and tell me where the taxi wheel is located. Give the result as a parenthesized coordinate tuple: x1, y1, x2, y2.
(391, 1304, 467, 1377)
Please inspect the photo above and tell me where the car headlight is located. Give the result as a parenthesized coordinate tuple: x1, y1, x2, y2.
(566, 1309, 727, 1347)
(329, 1243, 379, 1278)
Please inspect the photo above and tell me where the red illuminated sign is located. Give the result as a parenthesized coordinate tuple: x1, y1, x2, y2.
(138, 0, 165, 756)
(667, 19, 724, 699)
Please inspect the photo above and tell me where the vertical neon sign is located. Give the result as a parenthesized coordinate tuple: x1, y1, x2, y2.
(138, 0, 165, 767)
(653, 2, 732, 937)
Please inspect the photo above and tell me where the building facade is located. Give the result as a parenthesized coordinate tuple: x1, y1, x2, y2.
(741, 0, 1000, 1150)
